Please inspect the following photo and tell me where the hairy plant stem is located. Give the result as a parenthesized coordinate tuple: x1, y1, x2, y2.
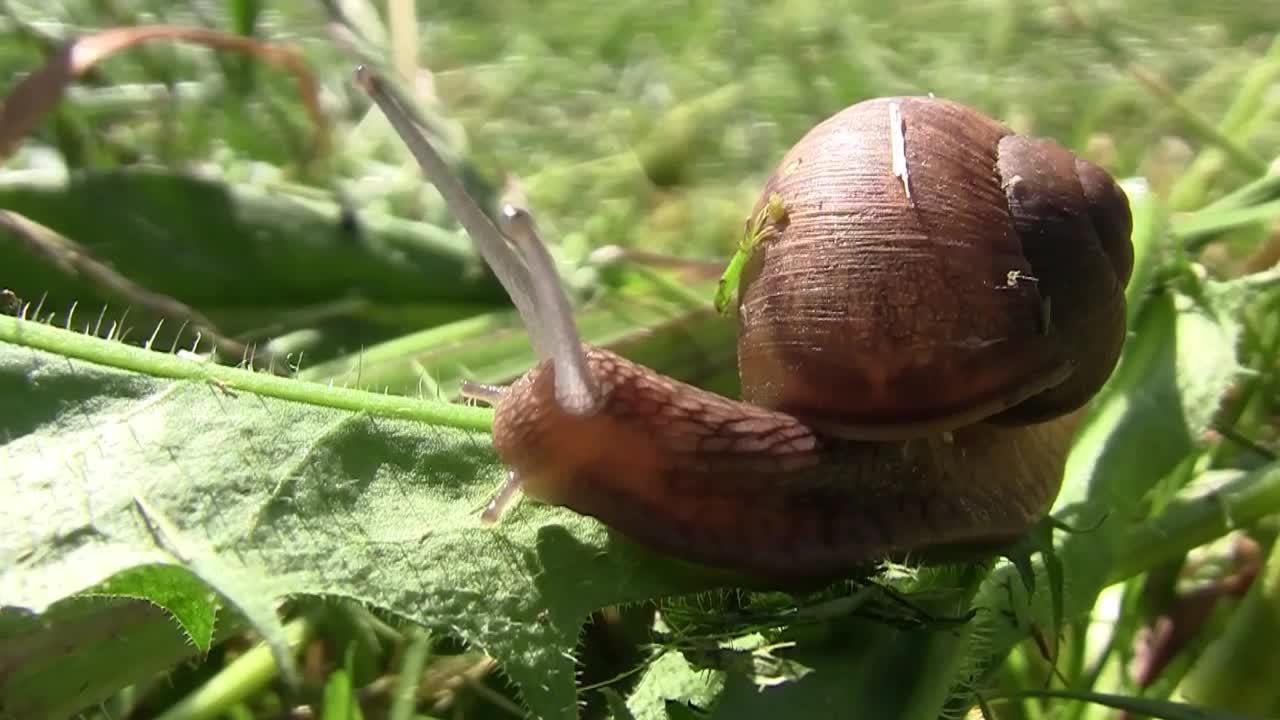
(0, 314, 494, 432)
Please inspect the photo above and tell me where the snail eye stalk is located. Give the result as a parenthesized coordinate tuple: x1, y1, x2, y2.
(353, 65, 597, 416)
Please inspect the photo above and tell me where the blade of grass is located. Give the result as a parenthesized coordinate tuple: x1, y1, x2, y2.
(1056, 1, 1268, 184)
(390, 629, 432, 720)
(155, 617, 314, 720)
(989, 689, 1265, 720)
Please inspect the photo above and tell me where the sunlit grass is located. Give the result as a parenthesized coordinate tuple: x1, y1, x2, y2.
(0, 1, 1278, 719)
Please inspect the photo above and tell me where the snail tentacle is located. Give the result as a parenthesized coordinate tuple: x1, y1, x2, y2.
(480, 469, 525, 524)
(356, 66, 598, 416)
(498, 197, 599, 415)
(460, 381, 507, 403)
(357, 65, 605, 520)
(353, 67, 548, 362)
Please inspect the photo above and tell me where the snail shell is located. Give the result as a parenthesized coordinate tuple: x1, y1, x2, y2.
(356, 67, 1135, 582)
(738, 97, 1133, 440)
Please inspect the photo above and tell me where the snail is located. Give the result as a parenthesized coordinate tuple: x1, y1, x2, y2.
(355, 67, 1133, 582)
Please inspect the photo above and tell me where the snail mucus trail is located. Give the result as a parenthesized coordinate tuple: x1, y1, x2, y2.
(355, 66, 1133, 583)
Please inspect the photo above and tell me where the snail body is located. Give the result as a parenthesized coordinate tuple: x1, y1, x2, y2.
(490, 346, 1081, 579)
(357, 71, 1133, 582)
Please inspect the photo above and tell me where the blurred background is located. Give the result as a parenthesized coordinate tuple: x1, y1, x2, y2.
(2, 0, 1276, 398)
(2, 2, 1279, 719)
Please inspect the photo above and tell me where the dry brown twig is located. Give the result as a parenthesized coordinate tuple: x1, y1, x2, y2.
(0, 24, 331, 372)
(0, 24, 330, 165)
(0, 209, 282, 371)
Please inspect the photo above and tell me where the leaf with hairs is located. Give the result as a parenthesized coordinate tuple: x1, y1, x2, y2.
(0, 315, 713, 719)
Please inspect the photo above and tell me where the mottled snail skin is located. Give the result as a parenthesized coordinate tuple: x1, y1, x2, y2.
(489, 97, 1132, 581)
(492, 347, 1082, 580)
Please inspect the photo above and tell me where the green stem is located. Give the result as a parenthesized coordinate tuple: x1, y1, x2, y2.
(1197, 172, 1280, 215)
(1173, 199, 1280, 251)
(900, 566, 989, 719)
(390, 629, 432, 720)
(1107, 461, 1280, 585)
(154, 617, 314, 720)
(1177, 536, 1280, 714)
(0, 315, 494, 432)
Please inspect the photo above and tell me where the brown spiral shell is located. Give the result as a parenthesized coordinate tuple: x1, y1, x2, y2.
(736, 96, 1133, 440)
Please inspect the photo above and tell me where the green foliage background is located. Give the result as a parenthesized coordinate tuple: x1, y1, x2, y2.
(1, 1, 1279, 719)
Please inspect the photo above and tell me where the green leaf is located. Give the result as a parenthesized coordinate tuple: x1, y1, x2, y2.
(0, 169, 505, 316)
(602, 687, 637, 720)
(959, 265, 1279, 707)
(0, 595, 213, 720)
(1110, 463, 1280, 583)
(680, 634, 813, 692)
(0, 315, 714, 719)
(1171, 279, 1249, 441)
(999, 518, 1065, 649)
(626, 651, 722, 720)
(130, 493, 301, 686)
(1054, 265, 1273, 526)
(706, 616, 973, 720)
(83, 563, 219, 650)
